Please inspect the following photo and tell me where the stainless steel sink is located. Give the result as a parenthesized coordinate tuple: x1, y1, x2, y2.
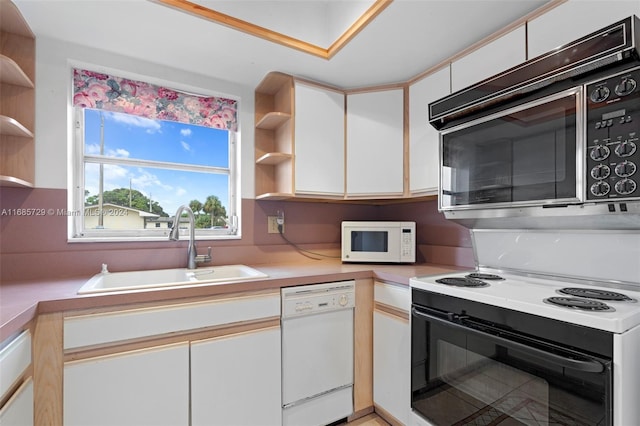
(77, 265, 268, 294)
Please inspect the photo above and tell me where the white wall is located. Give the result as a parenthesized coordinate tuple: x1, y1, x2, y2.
(34, 37, 256, 199)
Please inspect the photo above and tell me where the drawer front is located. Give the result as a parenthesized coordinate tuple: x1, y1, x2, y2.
(64, 292, 280, 349)
(0, 331, 31, 399)
(374, 281, 410, 312)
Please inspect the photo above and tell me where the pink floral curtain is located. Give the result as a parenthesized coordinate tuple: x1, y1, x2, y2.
(72, 69, 238, 131)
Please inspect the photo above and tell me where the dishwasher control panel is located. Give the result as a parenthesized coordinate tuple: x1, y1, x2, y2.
(281, 281, 355, 318)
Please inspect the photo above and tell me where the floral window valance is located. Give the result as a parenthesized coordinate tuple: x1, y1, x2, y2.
(73, 69, 238, 131)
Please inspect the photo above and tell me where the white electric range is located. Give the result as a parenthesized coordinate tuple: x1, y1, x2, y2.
(410, 229, 640, 426)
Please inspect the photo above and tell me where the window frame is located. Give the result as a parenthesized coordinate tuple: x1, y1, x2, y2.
(68, 70, 241, 243)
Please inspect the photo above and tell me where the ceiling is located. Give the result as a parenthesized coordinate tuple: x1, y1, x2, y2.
(15, 0, 551, 90)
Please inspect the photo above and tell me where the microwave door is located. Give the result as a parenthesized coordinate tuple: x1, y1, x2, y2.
(346, 228, 401, 262)
(439, 88, 583, 211)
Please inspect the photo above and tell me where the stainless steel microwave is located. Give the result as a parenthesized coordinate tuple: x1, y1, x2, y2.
(341, 221, 416, 263)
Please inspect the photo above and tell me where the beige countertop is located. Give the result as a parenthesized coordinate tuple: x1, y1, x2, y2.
(0, 260, 464, 341)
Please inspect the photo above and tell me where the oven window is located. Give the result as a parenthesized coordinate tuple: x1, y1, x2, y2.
(350, 231, 388, 252)
(441, 92, 578, 209)
(411, 310, 611, 426)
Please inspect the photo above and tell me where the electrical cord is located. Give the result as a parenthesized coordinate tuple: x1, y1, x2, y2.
(278, 224, 341, 260)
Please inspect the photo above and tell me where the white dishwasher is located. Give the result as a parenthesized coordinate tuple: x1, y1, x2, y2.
(281, 281, 355, 426)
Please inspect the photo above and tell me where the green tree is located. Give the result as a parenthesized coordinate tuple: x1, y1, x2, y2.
(202, 195, 227, 228)
(85, 188, 168, 217)
(189, 199, 203, 216)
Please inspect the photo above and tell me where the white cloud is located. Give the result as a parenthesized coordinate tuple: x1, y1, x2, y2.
(132, 168, 172, 192)
(85, 143, 100, 155)
(180, 129, 192, 137)
(104, 111, 161, 133)
(180, 141, 191, 152)
(84, 144, 129, 158)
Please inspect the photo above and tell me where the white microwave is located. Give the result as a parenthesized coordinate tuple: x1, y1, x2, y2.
(341, 221, 416, 263)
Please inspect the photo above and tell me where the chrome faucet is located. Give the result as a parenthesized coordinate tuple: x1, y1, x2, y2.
(169, 205, 212, 269)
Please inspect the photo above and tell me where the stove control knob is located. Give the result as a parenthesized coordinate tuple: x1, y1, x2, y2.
(590, 86, 610, 103)
(591, 164, 611, 179)
(615, 140, 637, 157)
(615, 161, 636, 177)
(615, 178, 637, 195)
(590, 144, 610, 161)
(590, 181, 611, 196)
(615, 77, 637, 97)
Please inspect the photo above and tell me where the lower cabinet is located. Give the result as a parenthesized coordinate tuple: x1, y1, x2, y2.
(191, 326, 282, 426)
(0, 330, 33, 426)
(64, 343, 190, 426)
(0, 379, 33, 425)
(373, 282, 411, 426)
(62, 291, 282, 426)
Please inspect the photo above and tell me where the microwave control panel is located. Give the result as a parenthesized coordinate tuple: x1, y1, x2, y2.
(586, 67, 639, 201)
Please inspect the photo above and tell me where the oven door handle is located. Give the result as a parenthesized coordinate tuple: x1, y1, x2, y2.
(411, 307, 605, 373)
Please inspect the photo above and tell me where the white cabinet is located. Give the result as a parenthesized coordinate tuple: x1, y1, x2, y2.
(0, 330, 32, 426)
(451, 25, 526, 92)
(373, 282, 411, 425)
(0, 380, 33, 426)
(528, 1, 640, 59)
(409, 67, 451, 195)
(346, 89, 404, 197)
(63, 291, 281, 426)
(191, 326, 282, 426)
(64, 343, 190, 426)
(294, 81, 345, 197)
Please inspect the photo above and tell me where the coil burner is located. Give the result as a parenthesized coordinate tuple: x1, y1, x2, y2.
(466, 273, 505, 281)
(558, 287, 636, 302)
(544, 296, 615, 312)
(435, 277, 489, 287)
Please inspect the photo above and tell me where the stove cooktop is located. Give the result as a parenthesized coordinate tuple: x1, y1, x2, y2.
(410, 270, 640, 334)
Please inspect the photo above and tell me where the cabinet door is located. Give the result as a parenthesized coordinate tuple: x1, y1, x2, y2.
(374, 311, 411, 425)
(294, 82, 345, 196)
(64, 343, 189, 426)
(0, 379, 33, 426)
(409, 67, 450, 195)
(346, 89, 404, 196)
(191, 327, 282, 426)
(451, 25, 526, 92)
(528, 1, 640, 59)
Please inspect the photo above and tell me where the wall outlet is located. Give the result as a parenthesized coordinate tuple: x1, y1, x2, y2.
(267, 216, 284, 233)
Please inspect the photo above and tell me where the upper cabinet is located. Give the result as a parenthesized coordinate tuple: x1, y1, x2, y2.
(294, 81, 345, 198)
(451, 25, 526, 93)
(346, 88, 404, 198)
(254, 73, 345, 200)
(0, 0, 35, 188)
(528, 1, 640, 59)
(409, 67, 451, 196)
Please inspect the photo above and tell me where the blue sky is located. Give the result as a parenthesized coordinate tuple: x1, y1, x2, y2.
(84, 109, 230, 216)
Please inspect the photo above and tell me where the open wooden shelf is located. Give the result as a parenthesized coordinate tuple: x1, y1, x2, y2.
(0, 115, 34, 138)
(256, 112, 291, 130)
(1, 0, 35, 188)
(0, 55, 34, 87)
(254, 192, 294, 201)
(254, 72, 294, 198)
(0, 175, 35, 188)
(255, 152, 293, 165)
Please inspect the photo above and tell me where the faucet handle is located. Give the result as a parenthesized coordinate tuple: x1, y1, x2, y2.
(195, 246, 212, 264)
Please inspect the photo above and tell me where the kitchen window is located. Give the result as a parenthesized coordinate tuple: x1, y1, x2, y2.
(70, 68, 240, 241)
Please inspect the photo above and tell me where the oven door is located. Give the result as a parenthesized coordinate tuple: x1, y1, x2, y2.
(411, 305, 612, 426)
(440, 87, 583, 211)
